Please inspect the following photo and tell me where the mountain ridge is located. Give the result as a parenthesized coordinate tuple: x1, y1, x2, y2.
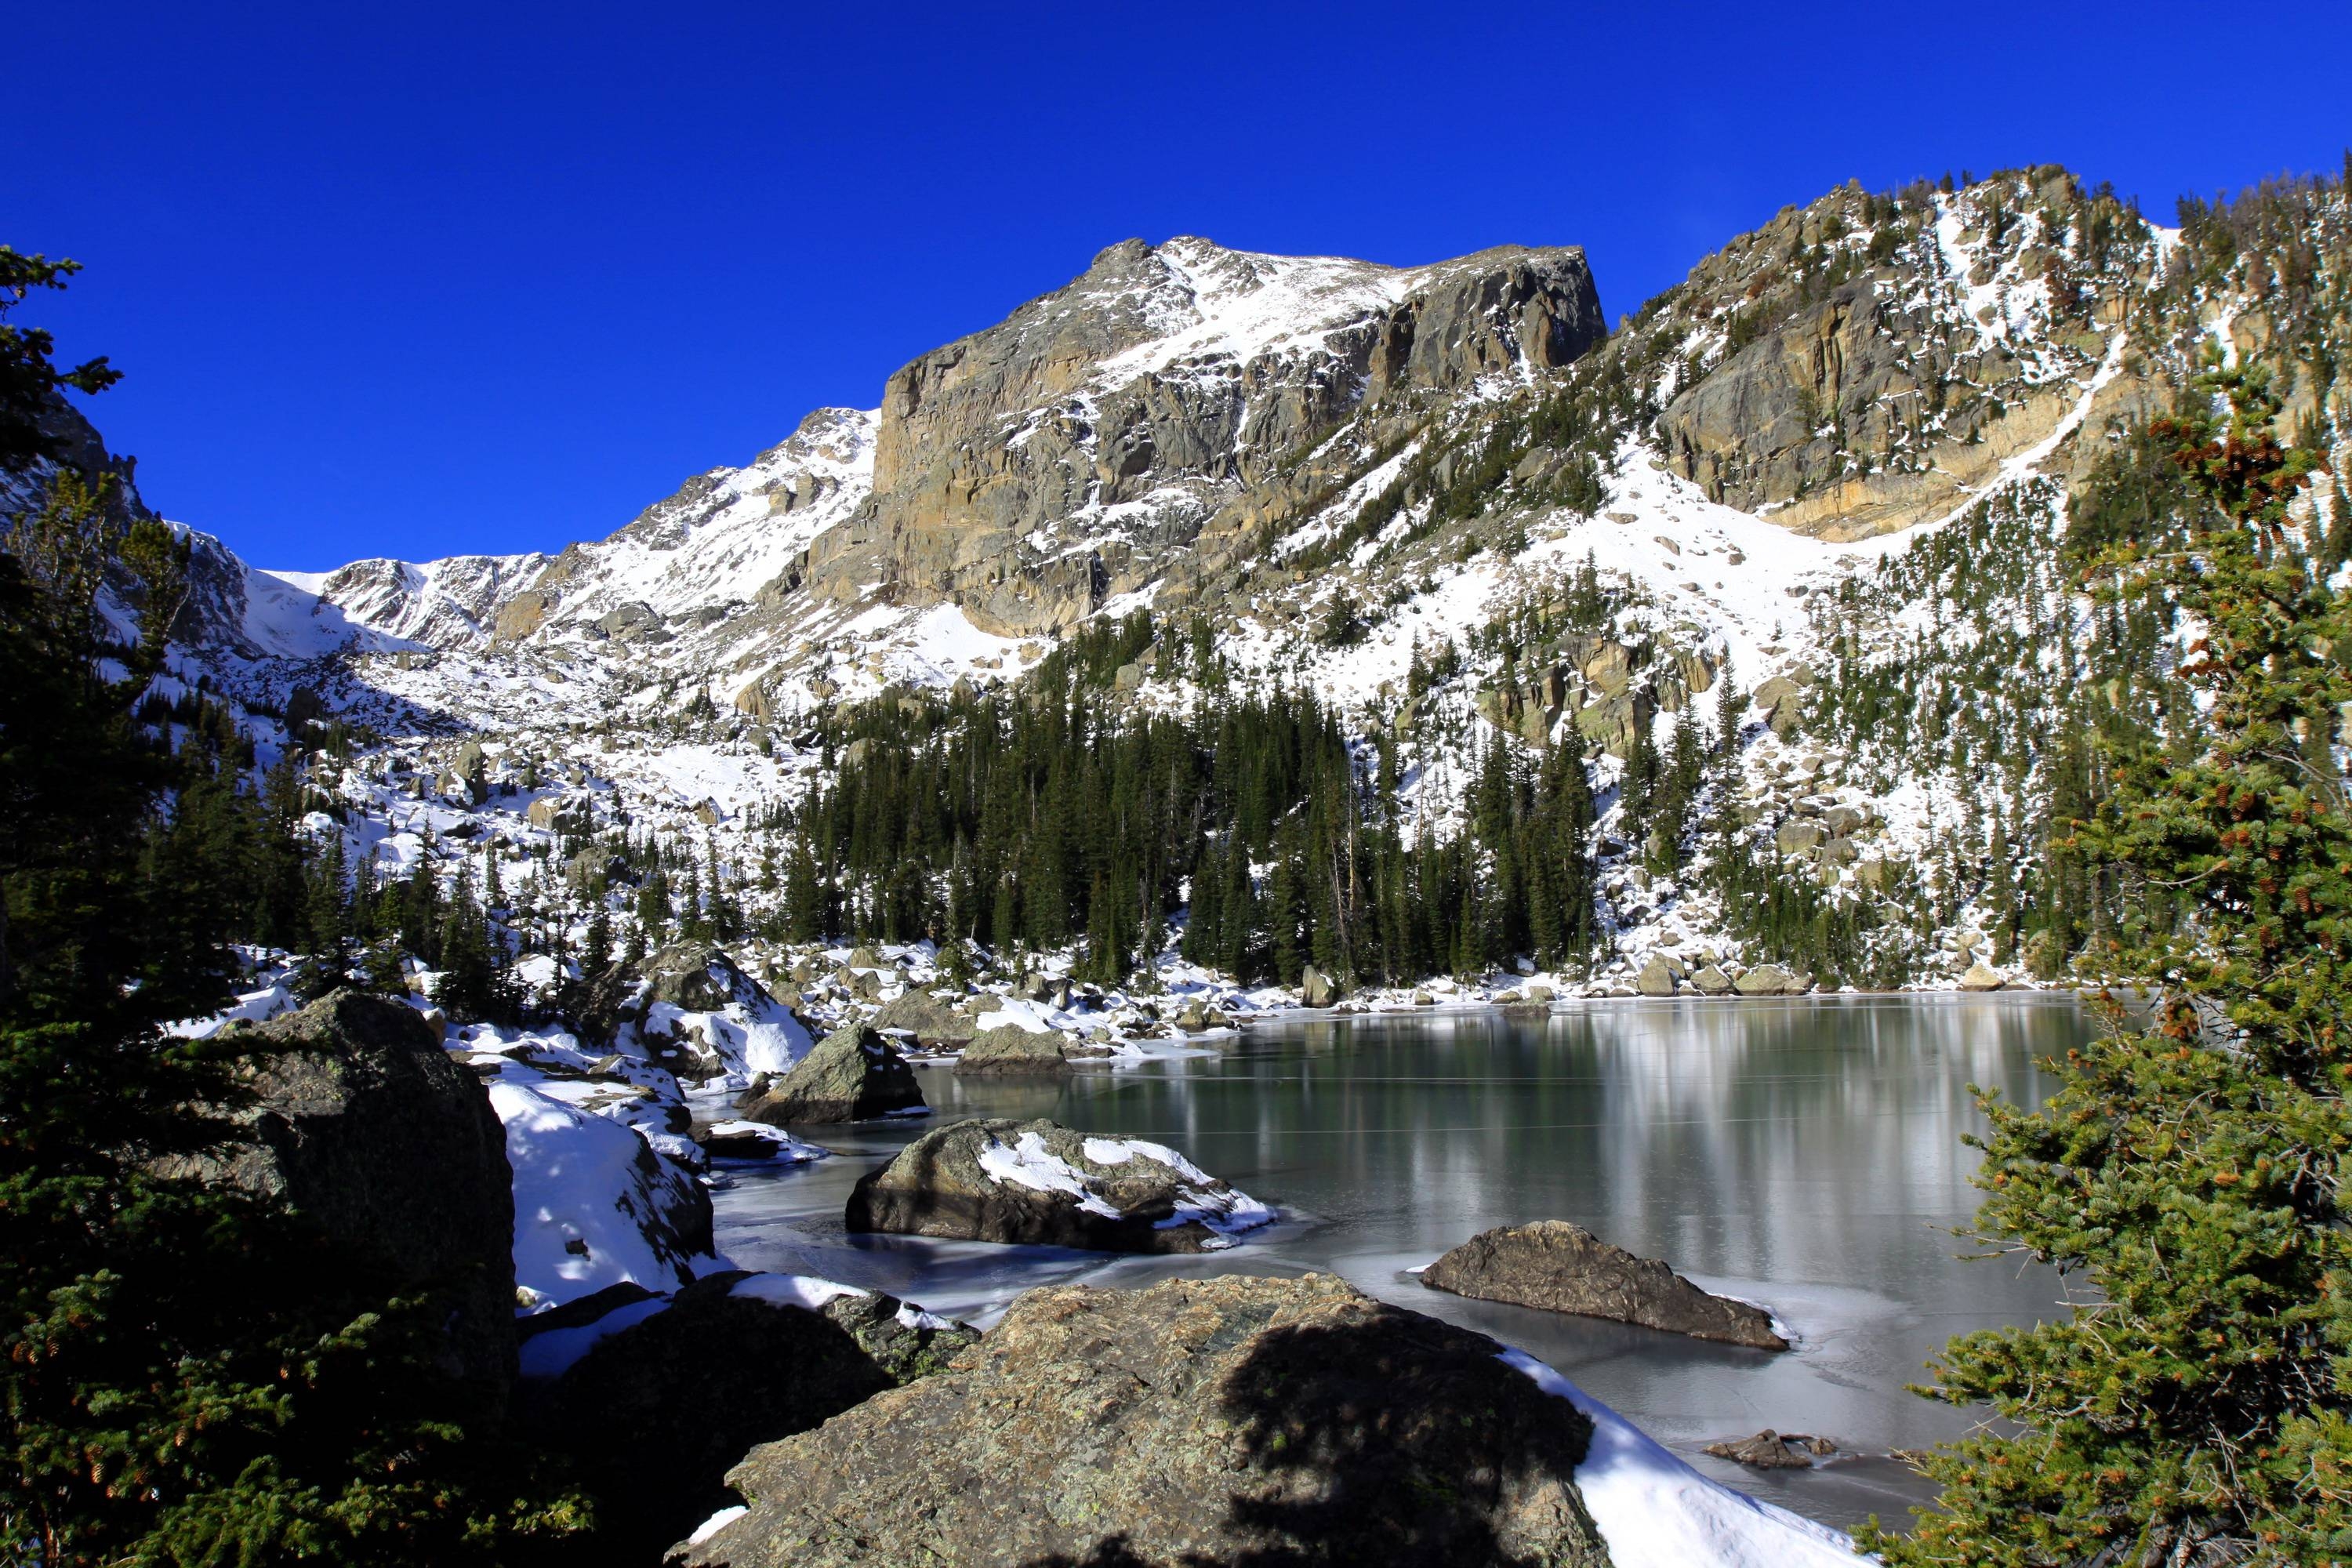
(55, 159, 2352, 999)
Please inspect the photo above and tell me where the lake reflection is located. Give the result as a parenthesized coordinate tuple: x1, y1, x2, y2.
(711, 993, 2085, 1531)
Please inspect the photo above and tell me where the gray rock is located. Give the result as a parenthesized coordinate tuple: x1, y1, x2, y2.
(187, 990, 516, 1415)
(1733, 963, 1795, 996)
(845, 1117, 1270, 1254)
(1423, 1221, 1788, 1350)
(680, 1274, 1610, 1568)
(642, 940, 768, 1013)
(868, 987, 975, 1045)
(1636, 958, 1678, 997)
(1299, 963, 1341, 1007)
(1773, 818, 1826, 855)
(741, 1024, 925, 1124)
(1704, 1429, 1838, 1468)
(953, 1022, 1070, 1073)
(1692, 964, 1733, 996)
(1820, 804, 1869, 836)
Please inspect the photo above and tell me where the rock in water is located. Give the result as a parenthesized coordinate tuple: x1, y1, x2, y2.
(740, 1023, 924, 1123)
(1704, 1428, 1838, 1468)
(184, 989, 516, 1414)
(533, 1272, 974, 1563)
(677, 1274, 1610, 1568)
(845, 1117, 1272, 1253)
(1422, 1221, 1788, 1350)
(953, 1021, 1069, 1073)
(1299, 963, 1341, 1007)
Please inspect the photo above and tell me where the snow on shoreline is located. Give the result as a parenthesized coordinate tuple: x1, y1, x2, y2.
(1502, 1348, 1871, 1567)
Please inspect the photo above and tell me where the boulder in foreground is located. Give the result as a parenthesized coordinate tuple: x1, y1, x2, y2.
(741, 1022, 924, 1123)
(186, 989, 516, 1414)
(845, 1116, 1272, 1253)
(676, 1273, 1609, 1568)
(532, 1271, 975, 1563)
(1422, 1221, 1788, 1350)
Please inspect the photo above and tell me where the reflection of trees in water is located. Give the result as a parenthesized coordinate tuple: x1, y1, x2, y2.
(1073, 1001, 2080, 1282)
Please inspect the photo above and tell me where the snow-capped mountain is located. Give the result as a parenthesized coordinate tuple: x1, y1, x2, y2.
(83, 164, 2352, 996)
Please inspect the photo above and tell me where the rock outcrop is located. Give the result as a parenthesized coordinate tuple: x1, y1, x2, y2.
(845, 1118, 1272, 1254)
(678, 1273, 1610, 1568)
(1422, 1221, 1788, 1350)
(187, 989, 516, 1413)
(532, 1272, 972, 1563)
(740, 1023, 924, 1124)
(805, 237, 1606, 635)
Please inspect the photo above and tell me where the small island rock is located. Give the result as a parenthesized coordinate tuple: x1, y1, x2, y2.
(1422, 1221, 1788, 1350)
(845, 1117, 1272, 1254)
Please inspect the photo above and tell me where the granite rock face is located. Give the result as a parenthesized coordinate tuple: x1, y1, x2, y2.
(845, 1117, 1272, 1253)
(182, 989, 517, 1414)
(1422, 1220, 1788, 1350)
(741, 1023, 924, 1124)
(1650, 172, 2154, 542)
(677, 1273, 1610, 1568)
(805, 237, 1605, 635)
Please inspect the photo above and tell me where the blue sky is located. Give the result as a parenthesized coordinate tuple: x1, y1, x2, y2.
(14, 2, 2350, 570)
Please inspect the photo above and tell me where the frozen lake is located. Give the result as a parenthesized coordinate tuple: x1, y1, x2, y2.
(711, 993, 2083, 1533)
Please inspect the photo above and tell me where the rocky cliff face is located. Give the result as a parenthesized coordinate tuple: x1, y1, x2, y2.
(1643, 169, 2162, 539)
(808, 235, 1605, 634)
(188, 235, 1600, 691)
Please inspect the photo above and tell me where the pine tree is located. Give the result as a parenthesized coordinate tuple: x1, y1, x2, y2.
(1868, 365, 2352, 1565)
(0, 304, 583, 1559)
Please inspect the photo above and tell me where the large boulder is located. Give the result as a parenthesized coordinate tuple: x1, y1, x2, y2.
(530, 1272, 974, 1563)
(679, 1274, 1610, 1568)
(1423, 1221, 1788, 1350)
(1299, 964, 1341, 1007)
(1959, 960, 2008, 992)
(1732, 963, 1795, 996)
(740, 1024, 925, 1124)
(638, 941, 811, 1080)
(642, 939, 772, 1013)
(845, 1118, 1272, 1254)
(869, 987, 975, 1045)
(950, 1025, 1077, 1072)
(493, 1078, 715, 1308)
(953, 1022, 1070, 1073)
(191, 990, 516, 1413)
